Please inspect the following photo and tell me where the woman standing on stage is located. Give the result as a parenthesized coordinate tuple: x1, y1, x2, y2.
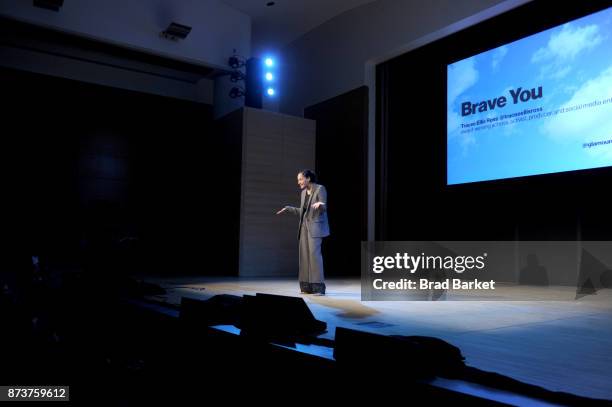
(276, 170, 330, 295)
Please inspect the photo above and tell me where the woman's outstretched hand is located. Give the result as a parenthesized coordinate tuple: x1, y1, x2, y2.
(311, 202, 325, 210)
(276, 207, 288, 215)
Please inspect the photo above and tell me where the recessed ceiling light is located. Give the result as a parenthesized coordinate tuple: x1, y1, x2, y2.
(161, 22, 192, 40)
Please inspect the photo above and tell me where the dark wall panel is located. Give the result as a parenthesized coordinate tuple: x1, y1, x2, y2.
(3, 67, 241, 276)
(305, 86, 368, 277)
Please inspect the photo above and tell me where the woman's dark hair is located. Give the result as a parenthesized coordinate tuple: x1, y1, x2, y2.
(299, 169, 317, 183)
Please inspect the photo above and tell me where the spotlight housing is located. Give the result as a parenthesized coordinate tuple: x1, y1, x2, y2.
(230, 71, 246, 82)
(228, 55, 245, 69)
(230, 87, 245, 99)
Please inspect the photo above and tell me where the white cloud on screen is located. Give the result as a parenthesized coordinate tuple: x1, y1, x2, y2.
(541, 66, 612, 159)
(448, 57, 479, 145)
(448, 57, 478, 104)
(491, 46, 508, 71)
(532, 23, 603, 82)
(532, 23, 602, 63)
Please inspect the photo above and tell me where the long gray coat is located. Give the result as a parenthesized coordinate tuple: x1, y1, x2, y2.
(285, 183, 330, 240)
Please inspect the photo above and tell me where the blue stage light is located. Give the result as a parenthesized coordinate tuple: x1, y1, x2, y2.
(267, 87, 275, 96)
(264, 58, 274, 67)
(265, 72, 274, 81)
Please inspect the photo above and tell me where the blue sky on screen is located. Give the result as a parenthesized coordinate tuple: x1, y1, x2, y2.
(447, 7, 612, 185)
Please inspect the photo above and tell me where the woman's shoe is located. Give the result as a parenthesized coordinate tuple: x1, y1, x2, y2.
(310, 282, 326, 295)
(300, 281, 313, 294)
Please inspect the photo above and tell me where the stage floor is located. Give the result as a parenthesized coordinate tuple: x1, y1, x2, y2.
(141, 276, 612, 401)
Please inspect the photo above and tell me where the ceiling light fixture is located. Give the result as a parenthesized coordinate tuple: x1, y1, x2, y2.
(161, 22, 192, 41)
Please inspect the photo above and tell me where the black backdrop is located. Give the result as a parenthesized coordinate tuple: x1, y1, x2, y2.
(3, 67, 241, 276)
(305, 86, 368, 277)
(376, 0, 612, 242)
